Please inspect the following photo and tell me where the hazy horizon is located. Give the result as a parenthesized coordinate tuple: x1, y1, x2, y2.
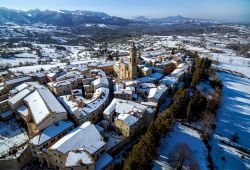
(0, 0, 250, 23)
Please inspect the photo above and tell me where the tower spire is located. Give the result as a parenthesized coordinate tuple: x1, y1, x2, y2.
(129, 42, 137, 79)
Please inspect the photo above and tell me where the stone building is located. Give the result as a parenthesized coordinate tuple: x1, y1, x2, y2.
(118, 43, 139, 80)
(103, 98, 154, 137)
(47, 122, 112, 170)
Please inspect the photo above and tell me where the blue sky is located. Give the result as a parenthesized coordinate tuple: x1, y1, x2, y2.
(1, 0, 250, 22)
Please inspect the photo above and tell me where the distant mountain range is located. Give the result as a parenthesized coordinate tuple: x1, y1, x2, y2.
(0, 7, 131, 26)
(133, 15, 218, 25)
(0, 7, 218, 27)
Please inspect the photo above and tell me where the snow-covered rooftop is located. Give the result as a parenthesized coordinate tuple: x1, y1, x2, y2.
(59, 87, 109, 119)
(148, 85, 168, 101)
(47, 72, 56, 78)
(92, 77, 109, 87)
(171, 68, 186, 78)
(117, 113, 139, 126)
(37, 87, 66, 114)
(30, 120, 73, 146)
(50, 121, 105, 155)
(8, 88, 33, 105)
(48, 79, 71, 87)
(24, 90, 50, 125)
(9, 83, 28, 94)
(5, 77, 31, 86)
(56, 71, 83, 81)
(17, 105, 29, 117)
(104, 98, 148, 118)
(65, 150, 94, 167)
(160, 76, 179, 87)
(0, 110, 13, 119)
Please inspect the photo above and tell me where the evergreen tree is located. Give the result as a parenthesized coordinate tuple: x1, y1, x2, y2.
(187, 91, 207, 120)
(173, 89, 190, 118)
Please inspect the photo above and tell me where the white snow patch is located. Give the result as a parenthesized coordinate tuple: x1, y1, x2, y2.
(210, 72, 250, 169)
(153, 123, 208, 170)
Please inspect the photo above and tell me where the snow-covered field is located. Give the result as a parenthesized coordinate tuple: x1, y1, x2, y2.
(209, 53, 250, 78)
(210, 73, 250, 169)
(153, 123, 208, 170)
(0, 57, 38, 66)
(9, 63, 65, 74)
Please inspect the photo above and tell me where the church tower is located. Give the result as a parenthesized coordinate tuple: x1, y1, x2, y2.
(129, 42, 138, 79)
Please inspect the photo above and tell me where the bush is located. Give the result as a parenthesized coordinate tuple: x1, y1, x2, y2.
(231, 133, 240, 143)
(210, 79, 223, 89)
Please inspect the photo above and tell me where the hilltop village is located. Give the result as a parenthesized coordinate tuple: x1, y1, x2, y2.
(0, 41, 196, 169)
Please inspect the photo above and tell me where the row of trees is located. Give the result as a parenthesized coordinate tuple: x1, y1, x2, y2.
(172, 54, 224, 169)
(172, 55, 223, 121)
(187, 54, 223, 169)
(171, 88, 207, 121)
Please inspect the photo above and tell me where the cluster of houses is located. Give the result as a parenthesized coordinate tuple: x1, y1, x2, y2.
(0, 42, 194, 170)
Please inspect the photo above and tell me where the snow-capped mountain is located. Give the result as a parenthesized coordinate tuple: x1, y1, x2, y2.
(133, 15, 218, 24)
(0, 7, 218, 27)
(0, 7, 132, 26)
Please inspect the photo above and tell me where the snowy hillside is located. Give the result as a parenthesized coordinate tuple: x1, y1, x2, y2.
(210, 73, 250, 169)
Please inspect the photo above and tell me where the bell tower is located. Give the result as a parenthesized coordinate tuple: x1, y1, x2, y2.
(129, 42, 138, 79)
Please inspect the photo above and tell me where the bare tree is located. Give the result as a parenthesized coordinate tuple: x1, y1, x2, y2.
(201, 112, 215, 140)
(169, 143, 199, 170)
